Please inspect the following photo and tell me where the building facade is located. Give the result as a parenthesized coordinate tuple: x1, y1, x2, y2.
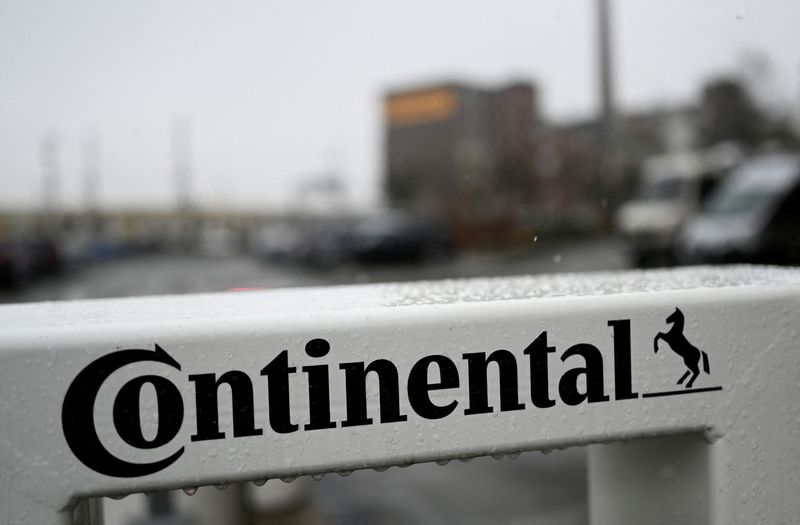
(384, 82, 539, 239)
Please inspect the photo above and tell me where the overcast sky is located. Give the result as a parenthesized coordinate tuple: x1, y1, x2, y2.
(1, 0, 798, 212)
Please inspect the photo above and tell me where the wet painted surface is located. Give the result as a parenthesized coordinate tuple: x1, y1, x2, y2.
(0, 252, 797, 525)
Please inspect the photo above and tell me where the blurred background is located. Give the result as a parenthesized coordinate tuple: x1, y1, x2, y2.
(2, 0, 799, 523)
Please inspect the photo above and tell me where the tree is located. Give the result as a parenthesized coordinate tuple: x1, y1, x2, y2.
(698, 78, 764, 147)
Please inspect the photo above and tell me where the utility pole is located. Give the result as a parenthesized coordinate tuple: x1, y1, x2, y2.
(81, 134, 101, 236)
(40, 133, 61, 238)
(597, 0, 620, 198)
(171, 117, 194, 249)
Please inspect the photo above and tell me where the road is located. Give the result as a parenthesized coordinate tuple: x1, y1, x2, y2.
(1, 236, 627, 303)
(2, 237, 627, 525)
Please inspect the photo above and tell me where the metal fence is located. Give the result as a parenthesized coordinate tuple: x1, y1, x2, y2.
(1, 266, 798, 524)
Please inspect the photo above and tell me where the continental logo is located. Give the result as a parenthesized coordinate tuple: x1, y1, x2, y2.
(61, 310, 721, 477)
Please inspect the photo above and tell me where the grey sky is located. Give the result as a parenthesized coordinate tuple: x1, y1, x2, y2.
(1, 0, 798, 212)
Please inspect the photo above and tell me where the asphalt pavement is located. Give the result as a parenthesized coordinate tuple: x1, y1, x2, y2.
(0, 236, 627, 303)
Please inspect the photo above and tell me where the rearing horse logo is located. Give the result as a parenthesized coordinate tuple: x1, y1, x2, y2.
(654, 307, 710, 388)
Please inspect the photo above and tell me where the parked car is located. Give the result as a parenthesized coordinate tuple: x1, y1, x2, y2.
(0, 245, 15, 288)
(676, 153, 800, 265)
(0, 237, 62, 289)
(293, 223, 358, 268)
(256, 224, 303, 263)
(288, 214, 455, 268)
(347, 215, 455, 265)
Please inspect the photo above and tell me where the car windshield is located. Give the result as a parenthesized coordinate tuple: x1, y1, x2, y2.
(641, 178, 685, 201)
(703, 188, 777, 216)
(703, 158, 798, 217)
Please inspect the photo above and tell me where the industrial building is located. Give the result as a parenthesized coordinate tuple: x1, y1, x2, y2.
(384, 81, 539, 244)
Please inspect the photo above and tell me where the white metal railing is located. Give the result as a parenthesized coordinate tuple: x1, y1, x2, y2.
(0, 265, 798, 524)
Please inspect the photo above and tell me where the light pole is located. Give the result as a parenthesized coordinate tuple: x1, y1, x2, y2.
(597, 0, 620, 198)
(40, 134, 61, 238)
(171, 116, 195, 249)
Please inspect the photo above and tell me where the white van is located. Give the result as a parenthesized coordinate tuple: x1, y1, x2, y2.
(616, 146, 741, 266)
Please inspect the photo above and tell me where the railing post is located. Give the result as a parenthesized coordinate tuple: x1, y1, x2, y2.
(71, 500, 104, 525)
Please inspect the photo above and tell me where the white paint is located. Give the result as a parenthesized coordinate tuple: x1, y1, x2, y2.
(0, 265, 798, 524)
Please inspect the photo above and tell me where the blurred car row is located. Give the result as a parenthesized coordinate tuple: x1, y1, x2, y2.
(618, 150, 800, 267)
(0, 233, 169, 290)
(258, 213, 456, 268)
(0, 238, 62, 289)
